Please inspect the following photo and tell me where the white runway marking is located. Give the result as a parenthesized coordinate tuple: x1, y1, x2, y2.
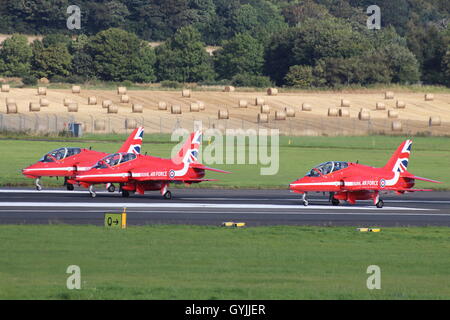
(1, 189, 449, 204)
(0, 201, 433, 211)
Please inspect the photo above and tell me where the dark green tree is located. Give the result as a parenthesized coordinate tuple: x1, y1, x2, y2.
(155, 26, 215, 82)
(214, 33, 264, 79)
(31, 40, 72, 78)
(0, 34, 32, 77)
(86, 28, 155, 82)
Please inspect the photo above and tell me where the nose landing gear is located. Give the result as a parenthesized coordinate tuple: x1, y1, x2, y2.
(35, 178, 42, 191)
(89, 185, 96, 198)
(301, 193, 309, 206)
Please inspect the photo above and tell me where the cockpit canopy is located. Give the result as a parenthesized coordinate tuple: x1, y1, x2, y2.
(93, 153, 137, 169)
(306, 161, 349, 177)
(39, 147, 82, 162)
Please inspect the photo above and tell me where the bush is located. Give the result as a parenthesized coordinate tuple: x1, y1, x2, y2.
(231, 73, 273, 88)
(22, 75, 37, 86)
(160, 80, 183, 88)
(50, 75, 87, 84)
(284, 65, 314, 88)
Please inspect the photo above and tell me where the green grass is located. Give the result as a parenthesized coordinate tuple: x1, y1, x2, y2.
(0, 225, 448, 299)
(2, 134, 448, 189)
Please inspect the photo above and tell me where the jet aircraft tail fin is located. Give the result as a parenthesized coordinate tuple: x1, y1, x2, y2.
(383, 139, 412, 173)
(117, 127, 144, 155)
(172, 131, 202, 165)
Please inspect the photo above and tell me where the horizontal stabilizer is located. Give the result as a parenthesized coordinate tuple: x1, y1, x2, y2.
(190, 163, 231, 174)
(402, 172, 441, 184)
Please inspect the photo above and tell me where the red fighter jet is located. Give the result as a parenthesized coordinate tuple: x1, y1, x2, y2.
(22, 127, 144, 191)
(73, 130, 230, 199)
(290, 140, 441, 208)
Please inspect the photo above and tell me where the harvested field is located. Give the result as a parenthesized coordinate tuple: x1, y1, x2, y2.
(0, 88, 449, 135)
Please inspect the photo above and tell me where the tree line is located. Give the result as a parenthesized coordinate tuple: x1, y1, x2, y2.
(0, 0, 449, 87)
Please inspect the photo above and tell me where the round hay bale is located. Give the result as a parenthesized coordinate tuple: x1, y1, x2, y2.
(267, 88, 278, 96)
(385, 91, 394, 99)
(5, 97, 15, 105)
(190, 103, 200, 112)
(94, 120, 106, 131)
(238, 100, 248, 108)
(67, 103, 78, 112)
(218, 109, 229, 119)
(358, 108, 370, 121)
(224, 86, 235, 92)
(425, 93, 434, 101)
(255, 97, 265, 106)
(108, 105, 118, 114)
(429, 116, 441, 127)
(339, 108, 350, 117)
(388, 110, 399, 118)
(285, 107, 295, 117)
(63, 98, 74, 107)
(341, 99, 351, 107)
(37, 87, 47, 96)
(181, 89, 191, 98)
(158, 101, 167, 110)
(72, 85, 81, 94)
(125, 119, 137, 129)
(275, 111, 286, 120)
(102, 100, 112, 108)
(258, 113, 269, 123)
(376, 102, 386, 110)
(396, 100, 406, 109)
(132, 104, 143, 113)
(260, 105, 270, 114)
(392, 121, 402, 132)
(39, 98, 49, 107)
(171, 105, 182, 114)
(328, 107, 338, 117)
(39, 77, 50, 84)
(120, 95, 130, 103)
(302, 103, 312, 111)
(6, 103, 17, 114)
(1, 84, 10, 92)
(88, 97, 97, 105)
(29, 103, 40, 112)
(197, 101, 205, 110)
(117, 87, 127, 95)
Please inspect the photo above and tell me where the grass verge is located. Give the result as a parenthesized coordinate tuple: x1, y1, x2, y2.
(0, 225, 448, 300)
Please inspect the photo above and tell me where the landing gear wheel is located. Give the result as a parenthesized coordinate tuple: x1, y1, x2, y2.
(164, 191, 172, 200)
(66, 184, 74, 191)
(36, 185, 42, 191)
(302, 200, 309, 206)
(122, 190, 130, 198)
(107, 184, 116, 193)
(376, 200, 384, 208)
(331, 198, 340, 206)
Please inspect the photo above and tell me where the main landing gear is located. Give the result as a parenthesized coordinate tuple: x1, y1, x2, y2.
(301, 193, 308, 206)
(106, 183, 116, 193)
(331, 198, 340, 206)
(89, 185, 96, 198)
(122, 190, 130, 198)
(161, 184, 172, 200)
(163, 190, 172, 200)
(376, 199, 384, 208)
(35, 178, 42, 191)
(64, 177, 74, 191)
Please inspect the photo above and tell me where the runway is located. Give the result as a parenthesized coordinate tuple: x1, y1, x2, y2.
(0, 188, 449, 227)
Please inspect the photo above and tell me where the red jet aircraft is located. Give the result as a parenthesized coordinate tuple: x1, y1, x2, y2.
(22, 127, 144, 191)
(290, 140, 440, 208)
(73, 131, 230, 198)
